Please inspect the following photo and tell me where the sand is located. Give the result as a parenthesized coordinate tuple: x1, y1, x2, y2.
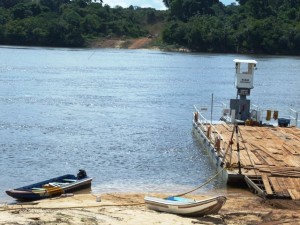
(1, 188, 300, 225)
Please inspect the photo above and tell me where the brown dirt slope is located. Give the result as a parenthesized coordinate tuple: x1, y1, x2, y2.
(128, 37, 153, 49)
(88, 37, 155, 49)
(88, 21, 164, 49)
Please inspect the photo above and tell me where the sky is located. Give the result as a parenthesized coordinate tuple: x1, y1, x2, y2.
(102, 0, 237, 10)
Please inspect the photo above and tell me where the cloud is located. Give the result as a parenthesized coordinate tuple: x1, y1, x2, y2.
(102, 0, 236, 10)
(103, 0, 166, 10)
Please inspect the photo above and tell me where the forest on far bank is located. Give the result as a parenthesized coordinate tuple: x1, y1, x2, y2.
(0, 0, 300, 55)
(162, 0, 300, 55)
(0, 0, 166, 47)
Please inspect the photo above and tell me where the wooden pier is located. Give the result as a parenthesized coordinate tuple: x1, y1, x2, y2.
(207, 123, 300, 200)
(193, 59, 300, 200)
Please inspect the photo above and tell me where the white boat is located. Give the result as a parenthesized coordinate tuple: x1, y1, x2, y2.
(144, 195, 226, 216)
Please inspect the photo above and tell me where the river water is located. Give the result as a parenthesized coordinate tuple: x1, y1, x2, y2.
(0, 46, 299, 202)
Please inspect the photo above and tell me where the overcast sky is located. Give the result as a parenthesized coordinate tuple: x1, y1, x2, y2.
(102, 0, 237, 10)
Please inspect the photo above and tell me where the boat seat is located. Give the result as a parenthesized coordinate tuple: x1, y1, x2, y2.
(31, 188, 46, 191)
(63, 179, 77, 182)
(49, 182, 69, 187)
(166, 196, 196, 203)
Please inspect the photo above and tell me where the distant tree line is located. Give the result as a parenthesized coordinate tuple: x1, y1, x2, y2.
(0, 0, 300, 55)
(0, 0, 165, 47)
(162, 0, 300, 55)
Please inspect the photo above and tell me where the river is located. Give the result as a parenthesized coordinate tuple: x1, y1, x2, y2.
(0, 46, 299, 202)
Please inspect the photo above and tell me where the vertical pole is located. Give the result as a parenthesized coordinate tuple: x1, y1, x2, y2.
(235, 124, 242, 174)
(235, 89, 239, 121)
(211, 93, 213, 125)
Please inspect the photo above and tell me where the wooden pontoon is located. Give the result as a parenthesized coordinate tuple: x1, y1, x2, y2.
(193, 59, 300, 200)
(209, 123, 300, 199)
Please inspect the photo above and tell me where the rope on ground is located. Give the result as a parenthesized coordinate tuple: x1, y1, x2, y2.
(0, 203, 145, 211)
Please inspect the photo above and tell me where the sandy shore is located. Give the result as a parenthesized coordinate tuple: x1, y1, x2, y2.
(1, 188, 300, 225)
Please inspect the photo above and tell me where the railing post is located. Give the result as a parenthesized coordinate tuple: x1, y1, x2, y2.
(289, 108, 299, 127)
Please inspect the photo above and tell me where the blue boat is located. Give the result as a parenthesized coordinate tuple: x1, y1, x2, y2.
(6, 170, 92, 201)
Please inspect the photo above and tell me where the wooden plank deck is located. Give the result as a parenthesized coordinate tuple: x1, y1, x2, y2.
(213, 124, 300, 199)
(261, 174, 273, 195)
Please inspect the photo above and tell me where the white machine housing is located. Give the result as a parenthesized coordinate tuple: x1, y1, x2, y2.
(234, 59, 257, 90)
(230, 59, 258, 121)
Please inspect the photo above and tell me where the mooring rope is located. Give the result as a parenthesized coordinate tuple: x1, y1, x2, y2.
(173, 167, 226, 197)
(171, 119, 237, 198)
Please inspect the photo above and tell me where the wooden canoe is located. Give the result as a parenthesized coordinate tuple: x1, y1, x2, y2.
(6, 170, 92, 201)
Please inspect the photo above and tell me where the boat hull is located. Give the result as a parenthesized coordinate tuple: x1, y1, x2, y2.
(144, 196, 226, 217)
(6, 173, 92, 201)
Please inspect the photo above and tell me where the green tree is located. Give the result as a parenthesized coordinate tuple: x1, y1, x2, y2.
(81, 14, 101, 34)
(62, 8, 82, 27)
(165, 0, 220, 21)
(39, 0, 70, 12)
(0, 0, 26, 8)
(11, 2, 42, 19)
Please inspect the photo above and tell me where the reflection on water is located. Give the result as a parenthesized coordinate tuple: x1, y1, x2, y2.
(0, 47, 299, 202)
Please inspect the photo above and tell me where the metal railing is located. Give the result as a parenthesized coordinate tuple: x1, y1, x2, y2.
(289, 108, 299, 127)
(250, 104, 299, 127)
(194, 103, 299, 128)
(193, 105, 225, 149)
